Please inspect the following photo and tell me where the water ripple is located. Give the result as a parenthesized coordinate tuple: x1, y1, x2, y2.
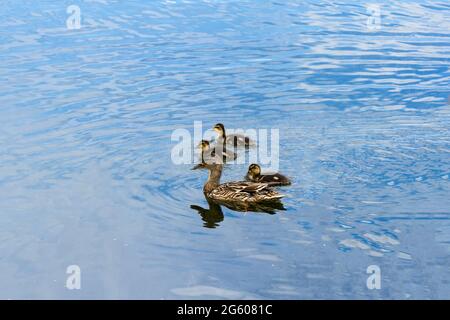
(0, 0, 449, 299)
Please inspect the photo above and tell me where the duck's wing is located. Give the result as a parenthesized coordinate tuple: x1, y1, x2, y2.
(209, 181, 284, 203)
(221, 181, 271, 194)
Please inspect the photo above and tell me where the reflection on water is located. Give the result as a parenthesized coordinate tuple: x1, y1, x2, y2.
(191, 199, 223, 228)
(191, 196, 285, 229)
(0, 0, 450, 299)
(191, 200, 224, 229)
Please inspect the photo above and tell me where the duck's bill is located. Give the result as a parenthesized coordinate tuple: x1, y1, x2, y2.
(191, 164, 206, 170)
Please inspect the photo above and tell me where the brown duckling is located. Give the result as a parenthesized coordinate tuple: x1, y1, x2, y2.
(192, 140, 237, 170)
(245, 164, 291, 186)
(213, 123, 255, 148)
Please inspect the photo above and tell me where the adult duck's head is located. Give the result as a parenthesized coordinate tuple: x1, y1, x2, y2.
(213, 123, 225, 138)
(247, 163, 261, 179)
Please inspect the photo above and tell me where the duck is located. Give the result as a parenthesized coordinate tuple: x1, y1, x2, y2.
(192, 140, 237, 170)
(245, 163, 291, 186)
(213, 123, 255, 148)
(194, 163, 284, 204)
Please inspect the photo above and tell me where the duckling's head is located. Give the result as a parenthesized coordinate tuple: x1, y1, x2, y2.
(198, 139, 210, 151)
(247, 163, 261, 177)
(213, 123, 225, 137)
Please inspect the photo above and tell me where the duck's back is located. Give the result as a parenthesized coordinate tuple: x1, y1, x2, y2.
(257, 173, 291, 186)
(208, 181, 283, 203)
(226, 134, 255, 148)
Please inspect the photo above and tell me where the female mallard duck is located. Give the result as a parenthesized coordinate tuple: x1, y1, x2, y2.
(196, 163, 284, 203)
(192, 140, 237, 169)
(213, 123, 255, 148)
(246, 164, 291, 186)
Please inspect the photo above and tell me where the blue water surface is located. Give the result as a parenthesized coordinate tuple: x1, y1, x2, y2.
(0, 0, 450, 299)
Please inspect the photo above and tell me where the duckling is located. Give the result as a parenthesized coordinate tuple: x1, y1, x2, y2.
(195, 163, 284, 204)
(192, 140, 237, 170)
(245, 164, 291, 186)
(213, 123, 255, 148)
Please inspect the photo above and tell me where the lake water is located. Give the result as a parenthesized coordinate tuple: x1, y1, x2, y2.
(0, 0, 449, 299)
